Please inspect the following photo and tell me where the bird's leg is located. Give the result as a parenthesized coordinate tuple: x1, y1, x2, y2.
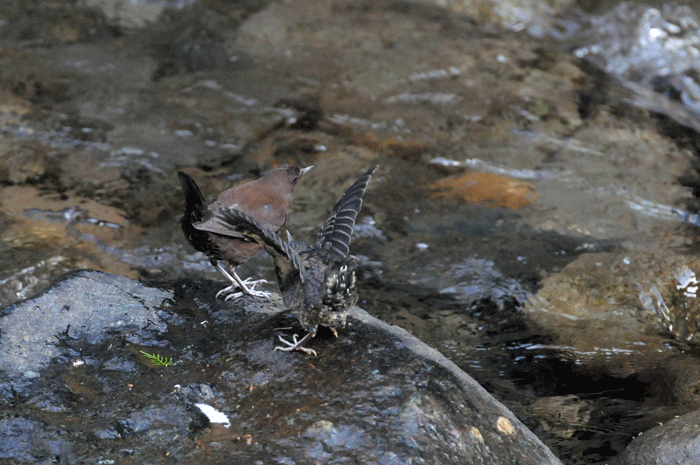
(275, 333, 316, 356)
(227, 268, 270, 300)
(238, 276, 269, 290)
(214, 264, 270, 300)
(214, 263, 242, 298)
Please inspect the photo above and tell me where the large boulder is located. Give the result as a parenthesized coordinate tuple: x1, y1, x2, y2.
(0, 270, 562, 464)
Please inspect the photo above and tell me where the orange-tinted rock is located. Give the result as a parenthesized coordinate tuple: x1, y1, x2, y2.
(429, 172, 537, 209)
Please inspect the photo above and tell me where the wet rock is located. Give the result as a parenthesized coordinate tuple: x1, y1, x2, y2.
(56, 114, 113, 143)
(0, 417, 71, 463)
(1, 1, 118, 45)
(275, 92, 323, 131)
(152, 15, 232, 80)
(0, 270, 562, 464)
(84, 0, 165, 29)
(429, 172, 538, 209)
(237, 1, 291, 50)
(0, 270, 170, 377)
(523, 251, 700, 401)
(0, 186, 145, 306)
(612, 409, 700, 465)
(426, 0, 574, 34)
(0, 89, 32, 116)
(0, 138, 48, 184)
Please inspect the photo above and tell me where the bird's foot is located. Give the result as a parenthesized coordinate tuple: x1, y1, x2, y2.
(240, 277, 268, 288)
(232, 277, 270, 300)
(274, 333, 316, 356)
(218, 287, 271, 301)
(215, 285, 243, 300)
(215, 265, 270, 300)
(215, 278, 270, 300)
(227, 288, 270, 300)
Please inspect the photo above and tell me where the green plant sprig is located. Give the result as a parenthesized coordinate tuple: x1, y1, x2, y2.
(140, 350, 174, 367)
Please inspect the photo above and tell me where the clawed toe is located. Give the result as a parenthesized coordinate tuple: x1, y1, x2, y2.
(215, 265, 270, 300)
(274, 333, 316, 356)
(218, 286, 269, 300)
(216, 285, 240, 299)
(241, 277, 268, 287)
(215, 277, 270, 300)
(234, 276, 270, 299)
(245, 289, 271, 299)
(223, 290, 244, 301)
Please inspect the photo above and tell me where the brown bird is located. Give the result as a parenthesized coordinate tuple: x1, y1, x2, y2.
(209, 166, 377, 355)
(178, 165, 314, 299)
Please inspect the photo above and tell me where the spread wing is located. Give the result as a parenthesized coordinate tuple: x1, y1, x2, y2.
(210, 208, 305, 282)
(316, 166, 377, 263)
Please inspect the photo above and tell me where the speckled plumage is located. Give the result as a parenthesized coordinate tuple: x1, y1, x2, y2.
(210, 166, 378, 355)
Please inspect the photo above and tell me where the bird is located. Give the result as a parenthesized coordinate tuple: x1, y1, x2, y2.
(178, 164, 314, 300)
(208, 166, 378, 355)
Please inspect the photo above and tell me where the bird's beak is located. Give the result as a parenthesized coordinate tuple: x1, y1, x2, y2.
(300, 165, 315, 177)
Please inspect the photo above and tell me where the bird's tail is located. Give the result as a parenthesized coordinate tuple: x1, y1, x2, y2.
(178, 171, 206, 221)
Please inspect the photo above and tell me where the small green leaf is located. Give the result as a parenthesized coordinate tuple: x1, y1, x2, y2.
(140, 350, 174, 367)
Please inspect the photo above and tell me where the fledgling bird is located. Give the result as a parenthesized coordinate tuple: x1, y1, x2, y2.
(209, 166, 378, 355)
(178, 165, 314, 300)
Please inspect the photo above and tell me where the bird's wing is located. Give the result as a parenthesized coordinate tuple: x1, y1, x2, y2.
(193, 215, 247, 239)
(195, 175, 289, 238)
(316, 166, 378, 262)
(212, 184, 289, 231)
(197, 190, 288, 239)
(211, 208, 305, 281)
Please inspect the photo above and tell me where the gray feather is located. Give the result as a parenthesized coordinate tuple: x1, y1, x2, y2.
(317, 166, 377, 262)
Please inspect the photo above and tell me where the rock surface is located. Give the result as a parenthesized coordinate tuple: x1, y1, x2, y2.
(613, 409, 700, 465)
(0, 270, 562, 464)
(522, 251, 700, 405)
(0, 270, 169, 376)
